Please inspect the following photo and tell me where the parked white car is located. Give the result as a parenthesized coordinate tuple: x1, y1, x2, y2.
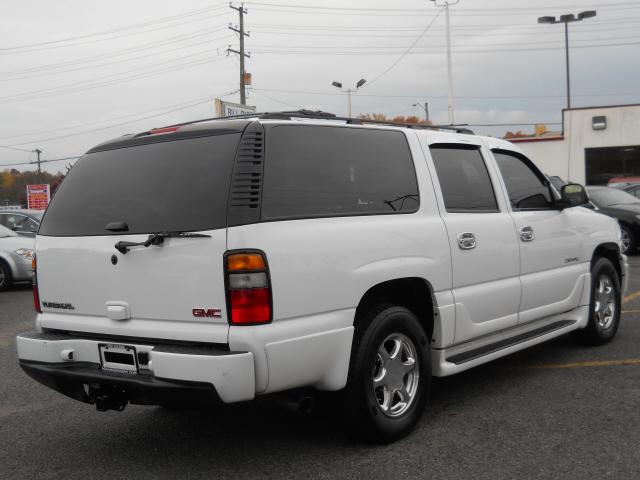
(0, 224, 34, 291)
(17, 111, 627, 442)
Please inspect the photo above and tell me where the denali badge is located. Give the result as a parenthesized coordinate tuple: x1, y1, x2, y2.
(192, 308, 222, 318)
(42, 301, 75, 310)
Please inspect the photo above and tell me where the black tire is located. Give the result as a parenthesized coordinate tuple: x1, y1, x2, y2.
(0, 259, 13, 292)
(620, 224, 636, 255)
(574, 257, 621, 345)
(343, 304, 431, 443)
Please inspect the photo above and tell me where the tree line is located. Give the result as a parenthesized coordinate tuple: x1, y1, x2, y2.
(0, 169, 65, 207)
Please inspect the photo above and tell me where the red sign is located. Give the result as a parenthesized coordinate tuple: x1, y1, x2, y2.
(26, 184, 50, 210)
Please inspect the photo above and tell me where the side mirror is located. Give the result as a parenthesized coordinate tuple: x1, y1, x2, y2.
(557, 183, 589, 209)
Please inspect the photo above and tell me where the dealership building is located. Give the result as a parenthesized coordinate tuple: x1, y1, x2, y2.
(509, 103, 640, 185)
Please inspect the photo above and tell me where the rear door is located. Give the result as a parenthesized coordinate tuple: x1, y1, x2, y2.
(490, 148, 586, 323)
(36, 133, 241, 343)
(425, 140, 521, 344)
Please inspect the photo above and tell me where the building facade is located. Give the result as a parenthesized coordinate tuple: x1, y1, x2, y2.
(510, 104, 640, 185)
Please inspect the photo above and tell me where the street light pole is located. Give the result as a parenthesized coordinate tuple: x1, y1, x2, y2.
(431, 0, 459, 125)
(331, 79, 366, 117)
(538, 10, 596, 110)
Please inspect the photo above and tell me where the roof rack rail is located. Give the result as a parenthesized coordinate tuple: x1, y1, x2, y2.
(161, 109, 475, 135)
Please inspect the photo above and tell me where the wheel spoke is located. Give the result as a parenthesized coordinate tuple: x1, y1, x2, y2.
(389, 338, 402, 360)
(399, 356, 416, 376)
(380, 387, 392, 412)
(373, 368, 387, 387)
(378, 344, 391, 365)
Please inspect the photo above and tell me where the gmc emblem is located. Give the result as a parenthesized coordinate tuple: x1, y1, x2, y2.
(192, 308, 222, 318)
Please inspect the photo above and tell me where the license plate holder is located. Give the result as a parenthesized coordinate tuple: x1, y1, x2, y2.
(98, 343, 138, 374)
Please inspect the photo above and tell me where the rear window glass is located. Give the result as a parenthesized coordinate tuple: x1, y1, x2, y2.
(261, 125, 419, 220)
(39, 134, 240, 236)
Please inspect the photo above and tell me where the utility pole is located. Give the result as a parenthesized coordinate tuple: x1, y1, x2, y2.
(430, 0, 459, 125)
(228, 4, 250, 105)
(33, 148, 42, 175)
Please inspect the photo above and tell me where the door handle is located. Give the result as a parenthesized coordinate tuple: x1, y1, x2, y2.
(457, 232, 476, 250)
(519, 226, 535, 242)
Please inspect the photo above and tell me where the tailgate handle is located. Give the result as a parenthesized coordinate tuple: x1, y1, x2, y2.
(106, 302, 130, 321)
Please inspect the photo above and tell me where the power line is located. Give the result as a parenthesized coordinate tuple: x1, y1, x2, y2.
(250, 87, 639, 99)
(244, 6, 640, 18)
(252, 35, 640, 50)
(251, 40, 640, 55)
(364, 7, 444, 89)
(0, 3, 228, 52)
(0, 26, 230, 78)
(243, 1, 638, 12)
(0, 156, 81, 168)
(4, 90, 238, 147)
(249, 89, 301, 109)
(0, 49, 232, 104)
(0, 30, 231, 81)
(0, 95, 227, 142)
(0, 145, 32, 153)
(0, 10, 232, 56)
(250, 23, 640, 36)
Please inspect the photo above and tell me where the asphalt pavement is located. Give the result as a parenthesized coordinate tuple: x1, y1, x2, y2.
(1, 259, 639, 479)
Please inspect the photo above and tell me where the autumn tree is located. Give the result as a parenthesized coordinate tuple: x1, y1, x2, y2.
(359, 113, 432, 125)
(0, 169, 65, 207)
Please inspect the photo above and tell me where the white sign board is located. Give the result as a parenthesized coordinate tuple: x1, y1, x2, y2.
(215, 98, 256, 117)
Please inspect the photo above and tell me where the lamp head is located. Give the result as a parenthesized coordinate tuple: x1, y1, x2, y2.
(537, 16, 556, 24)
(578, 10, 596, 20)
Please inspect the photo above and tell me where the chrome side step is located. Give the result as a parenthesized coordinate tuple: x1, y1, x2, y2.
(446, 320, 576, 365)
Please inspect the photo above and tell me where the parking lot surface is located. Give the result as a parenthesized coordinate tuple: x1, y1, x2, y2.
(1, 259, 639, 480)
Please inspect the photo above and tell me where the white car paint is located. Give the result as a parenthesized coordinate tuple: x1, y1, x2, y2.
(17, 119, 626, 407)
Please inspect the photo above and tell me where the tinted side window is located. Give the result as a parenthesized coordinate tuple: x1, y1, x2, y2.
(429, 144, 498, 213)
(493, 150, 552, 210)
(262, 126, 419, 220)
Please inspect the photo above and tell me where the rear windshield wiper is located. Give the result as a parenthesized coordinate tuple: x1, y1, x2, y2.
(115, 231, 211, 254)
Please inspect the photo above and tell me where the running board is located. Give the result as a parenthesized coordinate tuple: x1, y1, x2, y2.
(446, 320, 576, 365)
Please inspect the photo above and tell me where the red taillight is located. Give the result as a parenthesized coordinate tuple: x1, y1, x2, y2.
(32, 254, 41, 313)
(225, 251, 272, 325)
(229, 288, 271, 324)
(149, 126, 180, 135)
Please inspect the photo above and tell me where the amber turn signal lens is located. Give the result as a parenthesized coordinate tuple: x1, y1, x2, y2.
(227, 253, 266, 271)
(32, 255, 36, 272)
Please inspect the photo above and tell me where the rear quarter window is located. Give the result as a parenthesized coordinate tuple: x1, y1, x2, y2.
(261, 125, 419, 220)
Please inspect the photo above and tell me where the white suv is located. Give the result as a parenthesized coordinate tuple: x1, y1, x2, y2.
(17, 111, 628, 442)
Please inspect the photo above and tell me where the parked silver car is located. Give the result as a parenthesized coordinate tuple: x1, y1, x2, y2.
(0, 209, 43, 238)
(0, 224, 34, 291)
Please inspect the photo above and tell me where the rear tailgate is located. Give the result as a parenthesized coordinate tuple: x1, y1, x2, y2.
(35, 131, 244, 344)
(36, 231, 229, 343)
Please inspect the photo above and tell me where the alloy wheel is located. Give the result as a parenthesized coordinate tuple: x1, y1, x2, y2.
(594, 274, 616, 330)
(372, 333, 420, 417)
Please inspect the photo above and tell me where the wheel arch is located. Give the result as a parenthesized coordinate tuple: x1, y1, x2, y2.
(354, 277, 436, 341)
(591, 242, 622, 283)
